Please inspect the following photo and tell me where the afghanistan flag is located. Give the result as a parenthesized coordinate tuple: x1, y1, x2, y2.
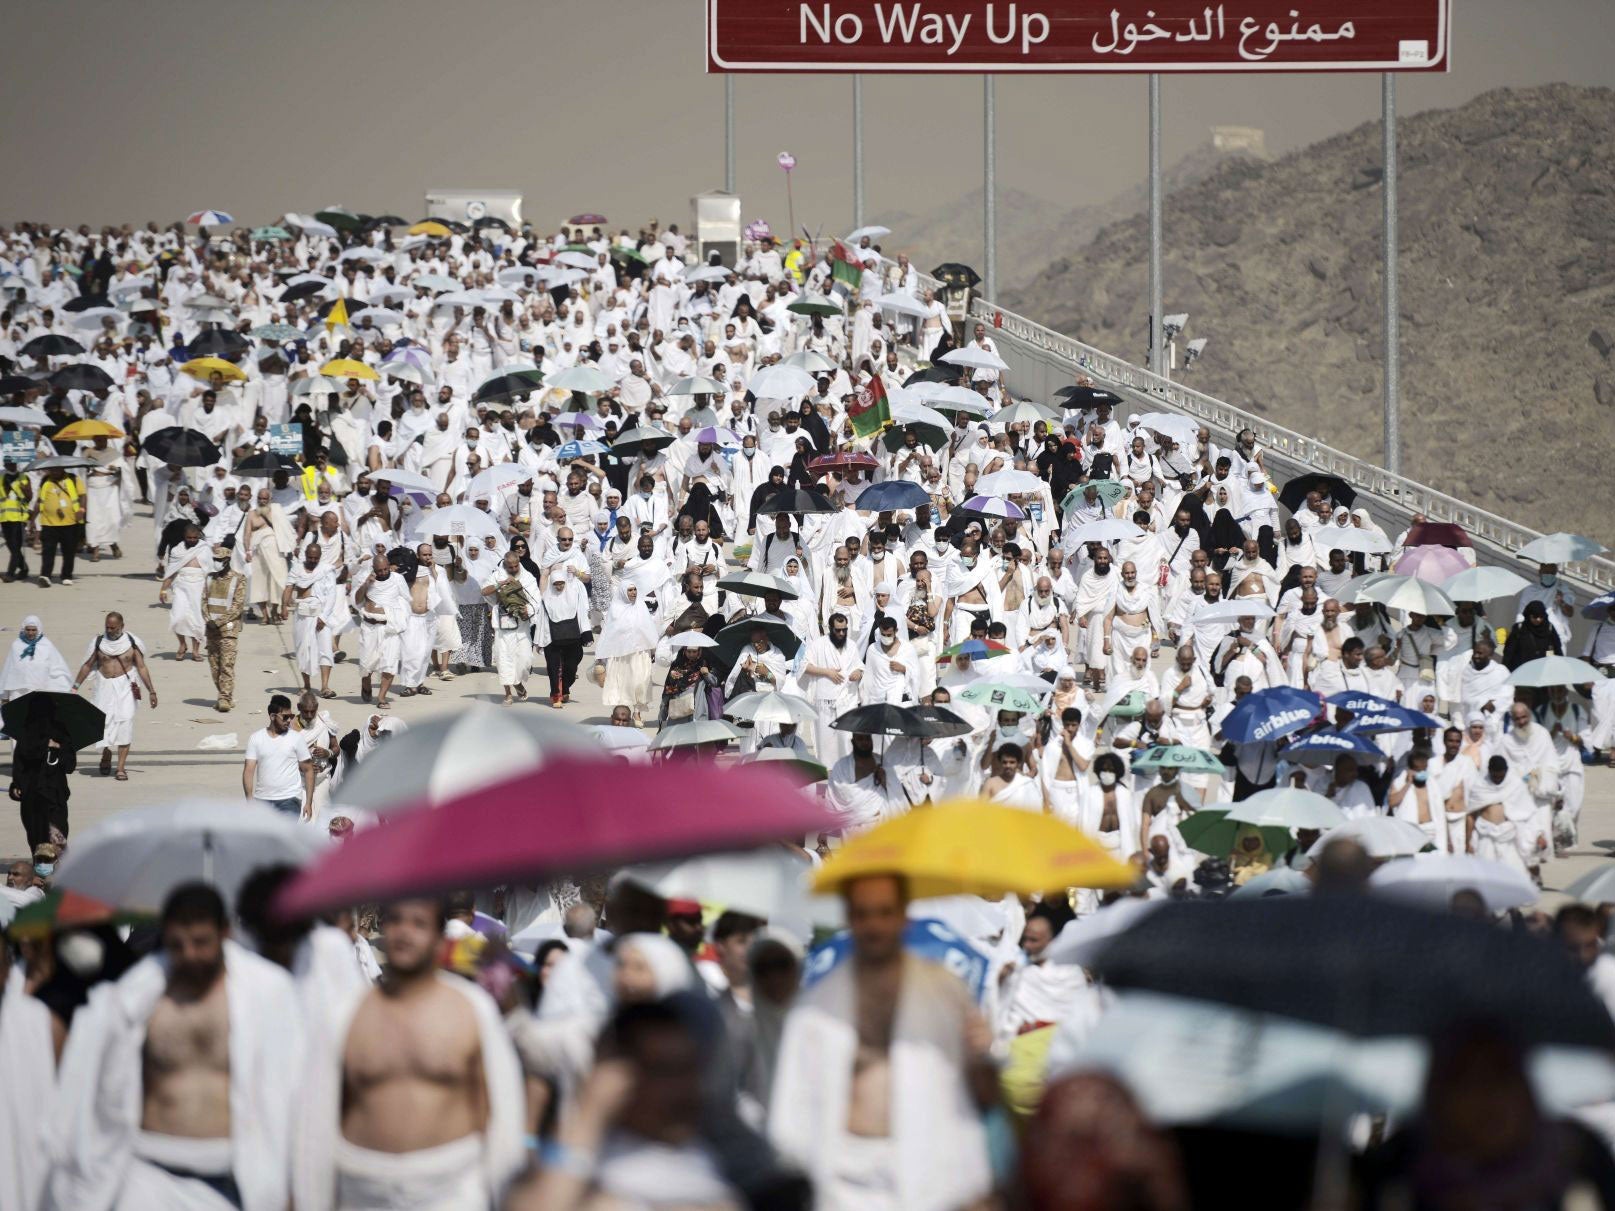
(828, 241, 864, 290)
(848, 375, 891, 439)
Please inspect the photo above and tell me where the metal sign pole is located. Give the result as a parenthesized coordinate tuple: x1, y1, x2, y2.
(853, 75, 865, 229)
(1149, 73, 1164, 380)
(984, 75, 997, 300)
(1383, 72, 1401, 475)
(724, 76, 736, 194)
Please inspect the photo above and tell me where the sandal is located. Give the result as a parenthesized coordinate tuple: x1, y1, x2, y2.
(415, 686, 432, 696)
(319, 690, 337, 699)
(515, 685, 528, 700)
(398, 687, 417, 698)
(114, 770, 128, 781)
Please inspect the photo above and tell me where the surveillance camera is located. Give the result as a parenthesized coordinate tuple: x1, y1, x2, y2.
(1184, 338, 1209, 368)
(1164, 313, 1189, 338)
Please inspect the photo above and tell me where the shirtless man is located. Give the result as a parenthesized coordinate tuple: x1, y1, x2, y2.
(295, 898, 524, 1210)
(981, 742, 1043, 810)
(72, 611, 158, 780)
(1389, 747, 1447, 852)
(355, 552, 406, 708)
(770, 874, 995, 1210)
(43, 883, 303, 1211)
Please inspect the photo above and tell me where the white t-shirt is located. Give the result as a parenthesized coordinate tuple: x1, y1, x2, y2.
(245, 727, 311, 801)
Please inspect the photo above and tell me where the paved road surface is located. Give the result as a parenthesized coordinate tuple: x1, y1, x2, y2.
(3, 502, 1611, 908)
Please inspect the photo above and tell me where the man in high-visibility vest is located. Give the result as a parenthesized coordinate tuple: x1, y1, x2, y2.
(0, 469, 31, 582)
(30, 467, 84, 587)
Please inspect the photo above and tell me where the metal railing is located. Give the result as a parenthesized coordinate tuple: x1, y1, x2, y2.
(963, 298, 1615, 599)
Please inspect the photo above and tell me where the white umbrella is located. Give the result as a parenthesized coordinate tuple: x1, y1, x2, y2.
(53, 800, 327, 913)
(1361, 574, 1455, 616)
(70, 307, 125, 331)
(368, 285, 413, 306)
(917, 384, 992, 415)
(1191, 599, 1277, 624)
(889, 400, 951, 435)
(1369, 852, 1538, 913)
(1226, 788, 1345, 831)
(992, 400, 1059, 427)
(184, 293, 232, 311)
(1046, 897, 1160, 966)
(1518, 532, 1608, 564)
(1508, 656, 1604, 688)
(974, 468, 1046, 496)
(1318, 527, 1393, 556)
(370, 468, 437, 493)
(1442, 566, 1530, 602)
(1066, 518, 1145, 545)
(479, 286, 521, 304)
(380, 361, 431, 386)
(724, 690, 819, 726)
(410, 273, 459, 293)
(1335, 571, 1396, 605)
(333, 707, 598, 813)
(466, 463, 535, 499)
(339, 246, 388, 263)
(650, 720, 741, 750)
(555, 250, 599, 270)
(545, 365, 616, 394)
(1129, 412, 1198, 447)
(747, 364, 817, 400)
(844, 225, 892, 242)
(666, 630, 718, 649)
(1565, 864, 1615, 905)
(289, 377, 339, 398)
(355, 306, 407, 329)
(0, 406, 52, 427)
(434, 289, 484, 307)
(667, 375, 726, 396)
(287, 215, 339, 238)
(497, 266, 546, 288)
(408, 504, 504, 544)
(782, 349, 835, 374)
(686, 265, 732, 284)
(940, 346, 1009, 372)
(1307, 817, 1431, 860)
(874, 291, 929, 319)
(623, 848, 820, 940)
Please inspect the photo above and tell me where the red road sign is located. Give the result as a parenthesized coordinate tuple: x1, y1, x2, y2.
(708, 1, 1450, 73)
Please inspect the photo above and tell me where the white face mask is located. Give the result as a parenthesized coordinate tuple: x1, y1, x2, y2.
(1098, 771, 1118, 788)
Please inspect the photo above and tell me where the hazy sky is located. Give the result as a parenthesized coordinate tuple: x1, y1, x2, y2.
(2, 0, 1611, 235)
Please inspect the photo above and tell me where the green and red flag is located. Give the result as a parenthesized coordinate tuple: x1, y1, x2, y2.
(847, 374, 892, 439)
(828, 241, 864, 290)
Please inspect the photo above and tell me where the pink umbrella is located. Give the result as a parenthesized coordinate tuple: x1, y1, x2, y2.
(277, 756, 836, 917)
(1394, 544, 1470, 584)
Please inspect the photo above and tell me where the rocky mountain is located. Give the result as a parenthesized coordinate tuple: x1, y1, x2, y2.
(1001, 84, 1615, 546)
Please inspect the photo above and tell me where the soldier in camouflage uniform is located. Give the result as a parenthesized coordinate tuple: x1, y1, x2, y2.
(203, 545, 248, 712)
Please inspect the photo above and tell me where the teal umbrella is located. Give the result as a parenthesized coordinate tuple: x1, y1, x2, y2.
(251, 323, 305, 342)
(787, 296, 843, 318)
(1062, 479, 1130, 511)
(1129, 745, 1225, 775)
(251, 226, 292, 242)
(957, 682, 1044, 715)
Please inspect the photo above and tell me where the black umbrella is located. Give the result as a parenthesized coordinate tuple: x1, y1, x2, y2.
(830, 703, 938, 738)
(233, 451, 301, 477)
(314, 207, 364, 231)
(2, 690, 107, 753)
(48, 364, 115, 393)
(143, 427, 222, 468)
(314, 296, 371, 320)
(931, 262, 981, 289)
(713, 618, 802, 668)
(20, 334, 85, 359)
(903, 365, 961, 387)
(472, 372, 544, 405)
(1277, 473, 1357, 514)
(474, 216, 511, 231)
(187, 329, 251, 359)
(756, 488, 837, 516)
(278, 280, 329, 303)
(61, 294, 112, 313)
(911, 703, 973, 739)
(1092, 897, 1615, 1049)
(369, 214, 408, 227)
(1055, 385, 1125, 409)
(0, 374, 42, 395)
(609, 426, 676, 458)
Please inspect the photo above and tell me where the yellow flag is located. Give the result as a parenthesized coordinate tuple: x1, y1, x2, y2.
(324, 297, 349, 332)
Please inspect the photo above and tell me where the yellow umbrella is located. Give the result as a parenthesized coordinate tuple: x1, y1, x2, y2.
(53, 419, 125, 441)
(320, 358, 378, 381)
(180, 356, 247, 382)
(812, 799, 1137, 900)
(408, 220, 452, 238)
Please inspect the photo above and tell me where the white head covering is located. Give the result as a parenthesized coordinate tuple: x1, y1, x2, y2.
(1, 615, 73, 696)
(615, 933, 694, 998)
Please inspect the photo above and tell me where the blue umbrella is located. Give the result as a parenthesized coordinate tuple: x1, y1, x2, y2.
(1341, 703, 1446, 735)
(1281, 729, 1388, 766)
(802, 917, 991, 1003)
(1587, 591, 1615, 624)
(556, 439, 609, 460)
(1325, 690, 1400, 717)
(1219, 687, 1324, 745)
(854, 480, 932, 512)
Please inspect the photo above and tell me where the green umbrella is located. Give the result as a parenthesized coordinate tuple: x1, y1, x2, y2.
(958, 683, 1045, 714)
(787, 296, 844, 318)
(1103, 690, 1148, 719)
(251, 323, 305, 342)
(609, 246, 650, 265)
(562, 243, 594, 253)
(881, 420, 948, 452)
(315, 206, 363, 231)
(1129, 745, 1226, 775)
(251, 226, 292, 242)
(1061, 479, 1130, 512)
(1176, 810, 1293, 860)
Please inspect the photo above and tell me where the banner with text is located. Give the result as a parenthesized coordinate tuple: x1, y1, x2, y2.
(708, 1, 1450, 72)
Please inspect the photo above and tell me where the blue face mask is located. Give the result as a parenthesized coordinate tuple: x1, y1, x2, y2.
(34, 863, 53, 878)
(1411, 772, 1428, 786)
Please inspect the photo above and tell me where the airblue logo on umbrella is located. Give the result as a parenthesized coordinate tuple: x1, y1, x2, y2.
(1252, 707, 1314, 741)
